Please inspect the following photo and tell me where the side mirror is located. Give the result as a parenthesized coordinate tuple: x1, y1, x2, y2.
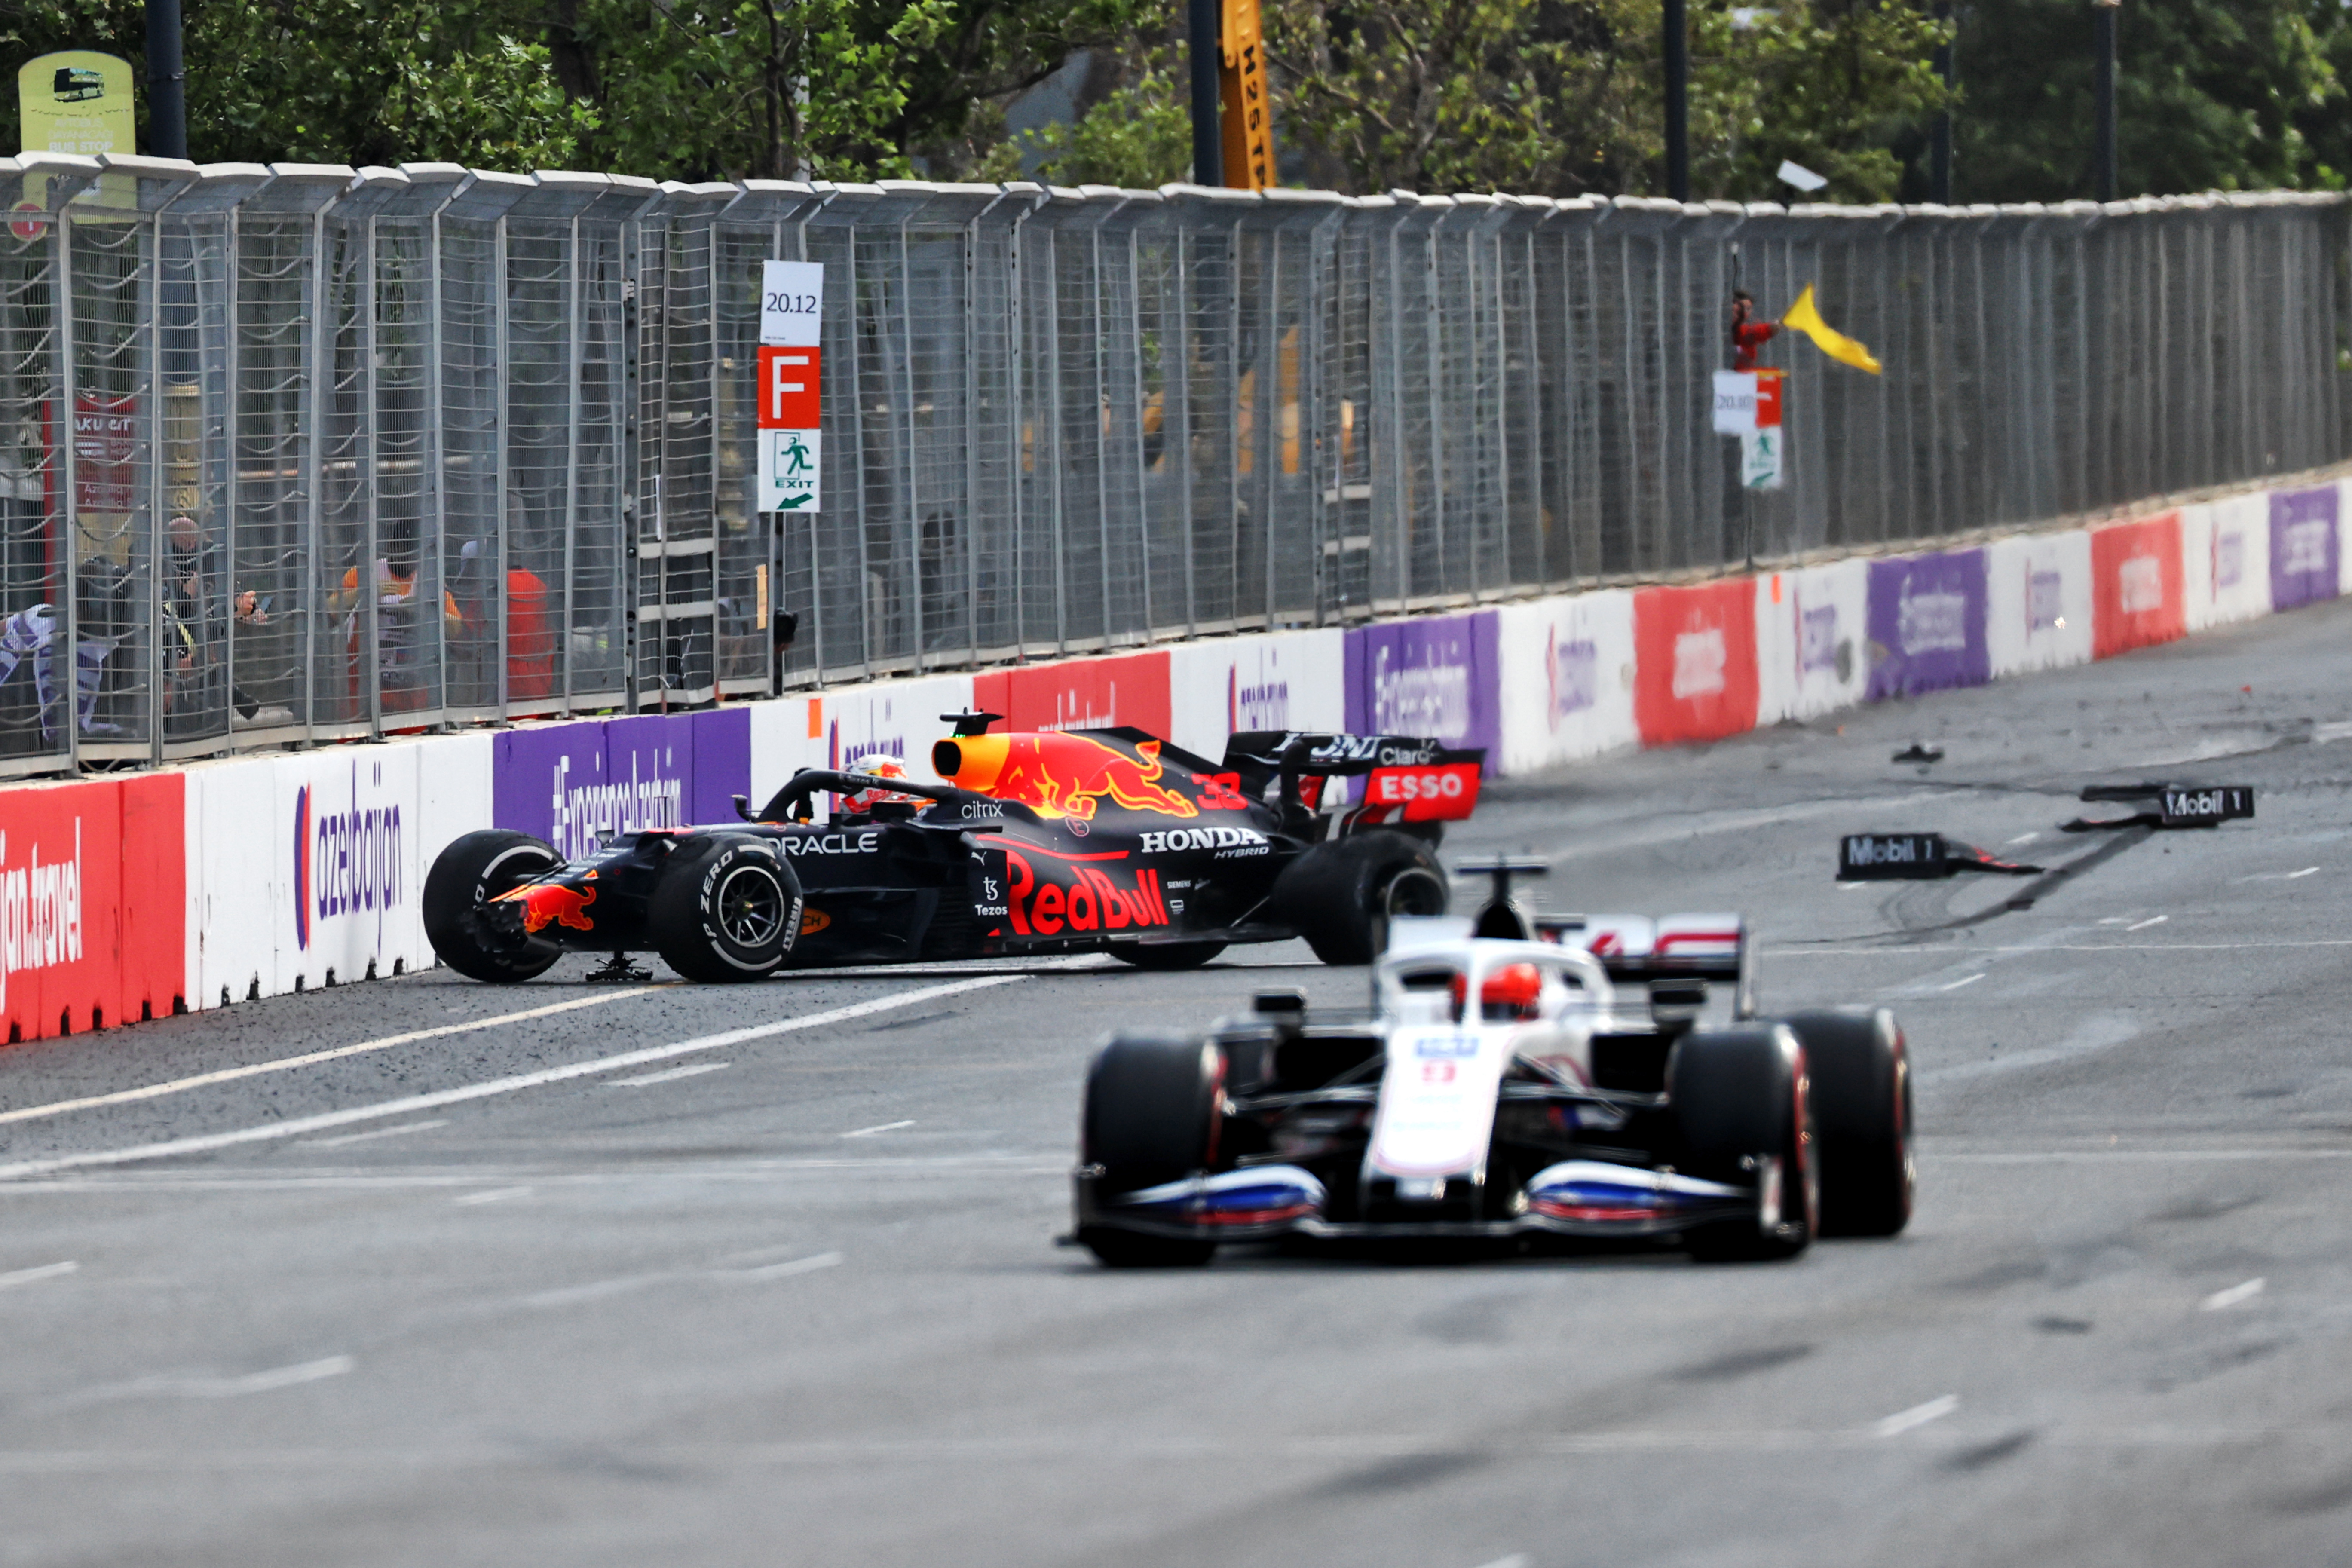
(731, 793, 753, 822)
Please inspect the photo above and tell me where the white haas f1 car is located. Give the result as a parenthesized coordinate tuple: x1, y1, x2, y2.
(1072, 862, 1913, 1266)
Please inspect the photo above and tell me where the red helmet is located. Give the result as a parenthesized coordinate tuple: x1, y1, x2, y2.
(1449, 962, 1545, 1022)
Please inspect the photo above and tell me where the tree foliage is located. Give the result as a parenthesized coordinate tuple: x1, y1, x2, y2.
(0, 0, 2347, 201)
(1259, 0, 1948, 199)
(1952, 0, 2345, 201)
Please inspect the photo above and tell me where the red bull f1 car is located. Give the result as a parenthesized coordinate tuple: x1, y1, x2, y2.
(422, 716, 1487, 983)
(1070, 863, 1914, 1265)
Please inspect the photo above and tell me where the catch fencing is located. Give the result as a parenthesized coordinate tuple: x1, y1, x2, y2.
(0, 150, 2340, 775)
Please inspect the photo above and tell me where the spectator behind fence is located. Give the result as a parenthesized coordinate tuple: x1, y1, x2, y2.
(329, 557, 461, 717)
(163, 514, 282, 726)
(0, 602, 113, 744)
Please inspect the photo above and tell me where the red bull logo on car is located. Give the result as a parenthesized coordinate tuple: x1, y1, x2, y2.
(494, 879, 597, 934)
(999, 849, 1170, 936)
(932, 731, 1199, 820)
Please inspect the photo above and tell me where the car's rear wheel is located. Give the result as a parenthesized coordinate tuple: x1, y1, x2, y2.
(1108, 941, 1227, 971)
(1078, 1033, 1222, 1268)
(649, 836, 803, 983)
(1671, 1024, 1817, 1262)
(422, 830, 564, 983)
(1782, 1008, 1913, 1237)
(1267, 830, 1449, 965)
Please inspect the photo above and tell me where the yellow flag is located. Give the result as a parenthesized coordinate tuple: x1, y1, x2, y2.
(1781, 285, 1882, 374)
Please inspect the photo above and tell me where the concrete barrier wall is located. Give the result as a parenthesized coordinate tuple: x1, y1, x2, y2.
(2, 465, 2344, 1045)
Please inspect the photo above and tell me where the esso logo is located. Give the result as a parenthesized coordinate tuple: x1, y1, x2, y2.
(1372, 768, 1465, 805)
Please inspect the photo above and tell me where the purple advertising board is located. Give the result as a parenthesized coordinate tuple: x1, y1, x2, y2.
(1343, 611, 1502, 772)
(1865, 550, 1989, 701)
(2270, 486, 2340, 611)
(492, 720, 607, 858)
(688, 705, 753, 820)
(491, 707, 753, 861)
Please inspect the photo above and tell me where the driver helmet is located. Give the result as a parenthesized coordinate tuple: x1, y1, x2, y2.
(1452, 962, 1545, 1023)
(833, 752, 923, 818)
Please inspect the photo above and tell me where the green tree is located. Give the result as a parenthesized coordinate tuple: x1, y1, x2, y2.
(1950, 0, 2343, 201)
(1260, 0, 1950, 200)
(1013, 33, 1195, 187)
(0, 0, 592, 169)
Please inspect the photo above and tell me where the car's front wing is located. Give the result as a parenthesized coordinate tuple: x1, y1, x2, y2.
(1073, 1160, 1758, 1243)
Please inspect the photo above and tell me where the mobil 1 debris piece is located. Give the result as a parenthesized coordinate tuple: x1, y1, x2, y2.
(1838, 832, 2042, 882)
(2064, 783, 2256, 833)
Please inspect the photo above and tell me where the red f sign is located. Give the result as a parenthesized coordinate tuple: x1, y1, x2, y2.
(758, 346, 822, 429)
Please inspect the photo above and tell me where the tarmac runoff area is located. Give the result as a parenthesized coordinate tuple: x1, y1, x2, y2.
(5, 600, 2352, 1565)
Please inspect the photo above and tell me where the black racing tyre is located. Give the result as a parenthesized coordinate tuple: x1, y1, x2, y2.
(648, 836, 803, 983)
(1781, 1008, 1914, 1238)
(1266, 830, 1449, 965)
(1078, 1032, 1222, 1268)
(1108, 941, 1228, 971)
(422, 829, 565, 983)
(1670, 1024, 1817, 1262)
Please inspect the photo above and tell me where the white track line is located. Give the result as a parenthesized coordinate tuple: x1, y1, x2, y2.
(452, 1186, 531, 1207)
(295, 1119, 447, 1150)
(842, 1120, 916, 1138)
(1871, 1395, 1960, 1438)
(1773, 939, 2352, 956)
(2202, 1277, 2266, 1311)
(0, 988, 657, 1129)
(1937, 973, 1986, 992)
(0, 1260, 76, 1290)
(605, 1062, 730, 1087)
(0, 977, 1023, 1183)
(2288, 867, 2321, 879)
(2125, 915, 2169, 932)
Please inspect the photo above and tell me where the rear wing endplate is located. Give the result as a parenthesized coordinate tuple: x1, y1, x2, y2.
(1535, 913, 1758, 1020)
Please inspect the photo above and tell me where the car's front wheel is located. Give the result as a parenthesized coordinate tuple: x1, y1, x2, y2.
(1077, 1033, 1222, 1268)
(1782, 1008, 1913, 1237)
(421, 830, 564, 983)
(649, 836, 803, 983)
(1671, 1024, 1817, 1262)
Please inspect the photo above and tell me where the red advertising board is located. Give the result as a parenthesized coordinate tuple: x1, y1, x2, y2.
(974, 651, 1173, 740)
(756, 346, 822, 430)
(1633, 580, 1761, 747)
(0, 772, 185, 1044)
(2091, 511, 2186, 660)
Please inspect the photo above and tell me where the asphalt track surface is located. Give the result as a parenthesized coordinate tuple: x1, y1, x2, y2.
(8, 605, 2352, 1567)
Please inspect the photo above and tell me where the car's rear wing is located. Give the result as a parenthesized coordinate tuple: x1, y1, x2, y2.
(1222, 731, 1486, 826)
(1533, 913, 1758, 1020)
